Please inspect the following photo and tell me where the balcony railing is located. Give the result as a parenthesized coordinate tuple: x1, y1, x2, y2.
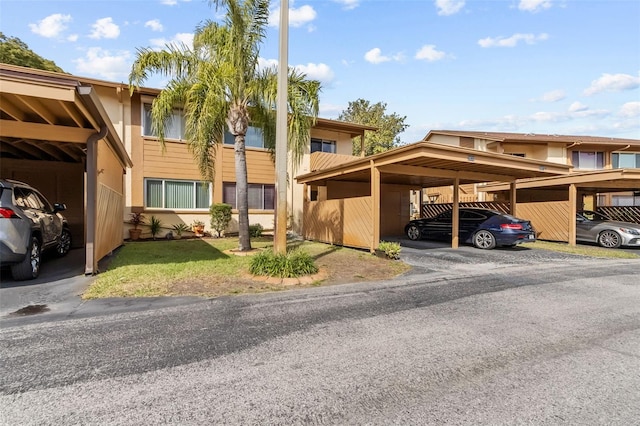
(310, 152, 360, 172)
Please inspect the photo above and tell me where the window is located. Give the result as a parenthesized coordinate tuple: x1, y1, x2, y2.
(142, 103, 186, 140)
(223, 126, 265, 149)
(145, 179, 210, 210)
(571, 151, 604, 170)
(311, 138, 336, 154)
(612, 152, 640, 169)
(223, 182, 275, 210)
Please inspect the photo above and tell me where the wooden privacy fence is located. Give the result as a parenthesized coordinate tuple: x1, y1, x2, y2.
(96, 183, 124, 260)
(598, 206, 640, 224)
(422, 201, 570, 242)
(304, 196, 372, 249)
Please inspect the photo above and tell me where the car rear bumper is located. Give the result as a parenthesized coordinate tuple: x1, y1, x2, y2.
(0, 242, 25, 265)
(495, 232, 536, 246)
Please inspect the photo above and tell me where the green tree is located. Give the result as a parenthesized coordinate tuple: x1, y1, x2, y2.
(338, 99, 408, 156)
(129, 0, 320, 251)
(0, 32, 64, 72)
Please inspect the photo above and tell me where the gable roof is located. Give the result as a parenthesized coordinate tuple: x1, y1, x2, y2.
(425, 130, 640, 148)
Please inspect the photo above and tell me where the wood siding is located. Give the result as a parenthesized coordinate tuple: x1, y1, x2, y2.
(143, 139, 202, 180)
(220, 146, 275, 183)
(310, 152, 360, 172)
(303, 196, 372, 249)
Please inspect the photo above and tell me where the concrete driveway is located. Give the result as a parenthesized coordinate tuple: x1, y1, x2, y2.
(0, 248, 91, 319)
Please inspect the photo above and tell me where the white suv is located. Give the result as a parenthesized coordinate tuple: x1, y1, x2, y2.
(0, 179, 71, 280)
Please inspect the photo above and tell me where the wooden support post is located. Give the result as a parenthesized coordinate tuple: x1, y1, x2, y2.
(371, 160, 380, 253)
(510, 181, 517, 217)
(568, 183, 577, 247)
(452, 177, 460, 249)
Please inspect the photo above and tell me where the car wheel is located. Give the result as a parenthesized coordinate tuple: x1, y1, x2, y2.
(473, 230, 496, 250)
(56, 228, 72, 257)
(598, 230, 621, 248)
(406, 225, 421, 241)
(11, 236, 41, 280)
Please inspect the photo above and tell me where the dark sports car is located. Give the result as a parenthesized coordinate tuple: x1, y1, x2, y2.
(405, 208, 536, 249)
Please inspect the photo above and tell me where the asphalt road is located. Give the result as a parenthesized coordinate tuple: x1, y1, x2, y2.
(1, 245, 639, 425)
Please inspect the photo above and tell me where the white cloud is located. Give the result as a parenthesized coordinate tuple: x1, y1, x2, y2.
(415, 45, 447, 62)
(295, 63, 335, 84)
(478, 33, 548, 48)
(145, 19, 164, 32)
(257, 57, 279, 71)
(73, 47, 132, 81)
(435, 0, 465, 16)
(518, 0, 552, 13)
(161, 0, 178, 5)
(568, 102, 588, 112)
(150, 32, 194, 49)
(29, 14, 72, 38)
(619, 102, 640, 118)
(269, 4, 317, 28)
(333, 0, 359, 10)
(89, 17, 120, 39)
(583, 73, 640, 95)
(67, 34, 79, 42)
(538, 89, 566, 102)
(364, 48, 403, 64)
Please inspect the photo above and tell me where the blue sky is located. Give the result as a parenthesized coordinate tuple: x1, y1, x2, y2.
(2, 0, 639, 142)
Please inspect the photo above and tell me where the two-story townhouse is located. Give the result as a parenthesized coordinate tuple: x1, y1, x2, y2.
(128, 87, 376, 238)
(421, 130, 640, 209)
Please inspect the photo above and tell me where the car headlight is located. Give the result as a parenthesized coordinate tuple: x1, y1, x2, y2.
(619, 227, 640, 236)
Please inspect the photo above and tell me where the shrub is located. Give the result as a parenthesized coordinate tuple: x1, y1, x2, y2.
(249, 223, 264, 238)
(209, 203, 232, 237)
(377, 241, 401, 260)
(149, 215, 163, 240)
(129, 212, 145, 229)
(172, 223, 190, 237)
(249, 249, 318, 278)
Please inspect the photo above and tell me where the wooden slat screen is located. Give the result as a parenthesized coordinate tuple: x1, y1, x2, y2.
(310, 152, 360, 171)
(598, 206, 640, 224)
(517, 201, 570, 242)
(304, 196, 372, 249)
(96, 183, 124, 260)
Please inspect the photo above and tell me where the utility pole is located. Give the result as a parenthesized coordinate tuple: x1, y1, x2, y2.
(274, 0, 289, 255)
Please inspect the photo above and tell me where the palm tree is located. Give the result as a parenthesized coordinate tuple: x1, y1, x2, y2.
(129, 0, 320, 251)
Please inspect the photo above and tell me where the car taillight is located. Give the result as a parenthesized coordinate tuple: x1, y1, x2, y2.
(0, 207, 19, 218)
(501, 223, 523, 230)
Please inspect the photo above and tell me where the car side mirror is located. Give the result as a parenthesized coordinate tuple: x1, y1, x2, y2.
(53, 203, 67, 213)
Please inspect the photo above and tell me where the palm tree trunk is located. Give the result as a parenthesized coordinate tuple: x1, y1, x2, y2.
(234, 134, 252, 251)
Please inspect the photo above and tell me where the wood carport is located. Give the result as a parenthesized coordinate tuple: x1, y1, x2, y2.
(481, 169, 640, 246)
(296, 142, 570, 252)
(0, 64, 132, 274)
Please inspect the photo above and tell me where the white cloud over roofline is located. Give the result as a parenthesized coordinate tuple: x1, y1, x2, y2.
(29, 13, 72, 38)
(89, 17, 120, 40)
(619, 102, 640, 118)
(73, 47, 132, 81)
(478, 33, 549, 48)
(584, 73, 640, 95)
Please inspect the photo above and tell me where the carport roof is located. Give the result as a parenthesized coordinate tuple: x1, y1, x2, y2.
(296, 141, 571, 187)
(480, 168, 640, 193)
(0, 64, 132, 167)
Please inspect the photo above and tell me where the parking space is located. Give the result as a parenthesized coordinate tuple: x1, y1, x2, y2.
(0, 248, 90, 318)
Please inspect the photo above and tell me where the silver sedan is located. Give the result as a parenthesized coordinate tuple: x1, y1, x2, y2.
(576, 210, 640, 248)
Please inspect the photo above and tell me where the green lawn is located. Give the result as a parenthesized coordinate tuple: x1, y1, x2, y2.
(523, 240, 640, 259)
(85, 237, 638, 300)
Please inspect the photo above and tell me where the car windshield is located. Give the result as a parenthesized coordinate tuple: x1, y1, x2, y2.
(578, 211, 610, 221)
